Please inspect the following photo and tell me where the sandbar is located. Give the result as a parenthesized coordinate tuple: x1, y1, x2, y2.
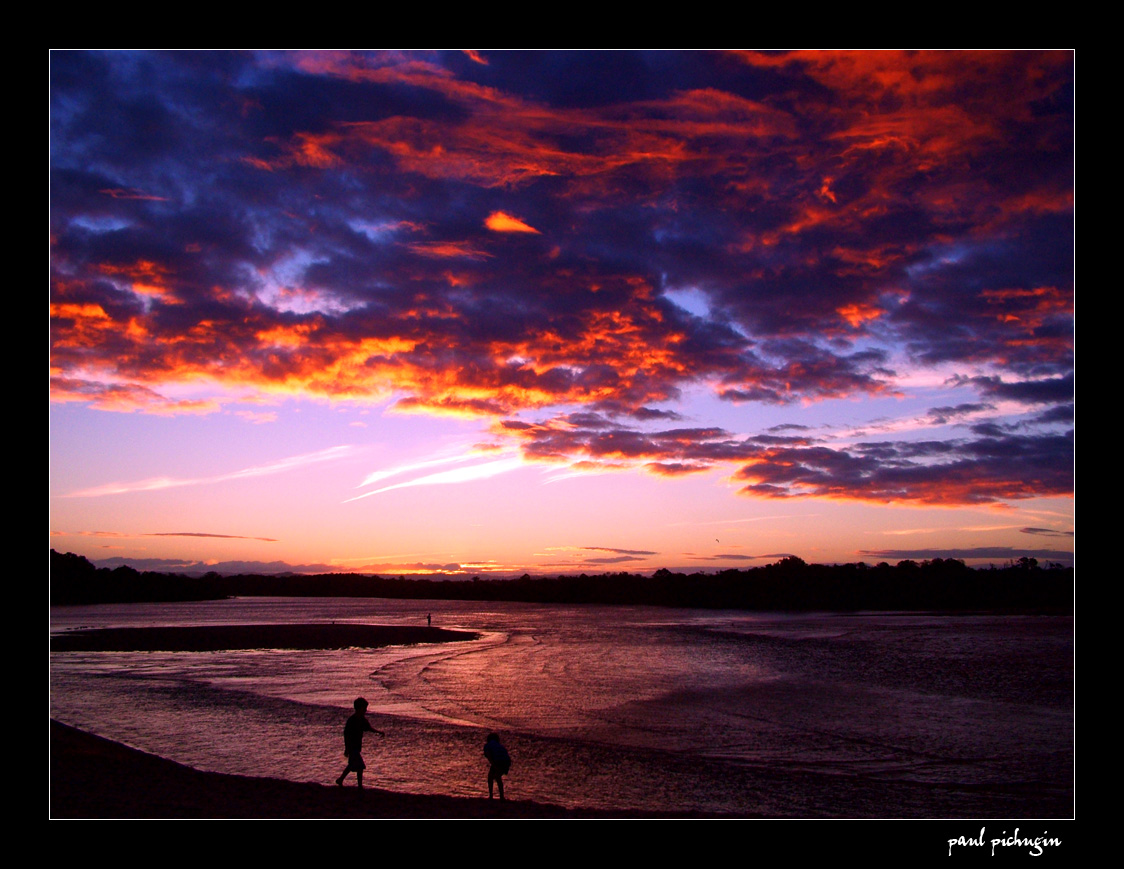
(51, 623, 475, 652)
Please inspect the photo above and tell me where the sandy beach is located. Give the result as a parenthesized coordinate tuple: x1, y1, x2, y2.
(50, 621, 715, 818)
(50, 720, 659, 819)
(50, 723, 683, 818)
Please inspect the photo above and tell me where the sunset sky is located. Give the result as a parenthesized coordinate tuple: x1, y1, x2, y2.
(50, 51, 1074, 576)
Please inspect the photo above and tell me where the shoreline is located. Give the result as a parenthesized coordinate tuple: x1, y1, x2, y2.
(51, 618, 1070, 820)
(49, 721, 711, 819)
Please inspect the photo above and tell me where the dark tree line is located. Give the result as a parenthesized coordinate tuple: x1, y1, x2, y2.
(50, 550, 1072, 612)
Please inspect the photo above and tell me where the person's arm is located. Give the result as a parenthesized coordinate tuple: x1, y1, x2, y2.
(363, 718, 386, 737)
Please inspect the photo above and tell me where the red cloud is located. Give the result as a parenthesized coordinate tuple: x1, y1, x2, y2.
(51, 51, 1072, 509)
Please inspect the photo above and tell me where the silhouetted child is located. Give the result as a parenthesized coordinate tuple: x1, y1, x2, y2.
(483, 732, 511, 800)
(336, 697, 384, 788)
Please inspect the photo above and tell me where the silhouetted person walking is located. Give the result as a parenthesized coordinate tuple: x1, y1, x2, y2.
(483, 732, 511, 800)
(336, 697, 384, 788)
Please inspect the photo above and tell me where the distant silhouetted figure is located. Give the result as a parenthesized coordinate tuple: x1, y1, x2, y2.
(427, 613, 431, 628)
(483, 732, 511, 800)
(335, 697, 384, 788)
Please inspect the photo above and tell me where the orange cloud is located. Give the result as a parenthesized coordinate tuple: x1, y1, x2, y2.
(407, 241, 493, 259)
(95, 260, 179, 302)
(52, 49, 1071, 474)
(245, 57, 799, 196)
(50, 302, 122, 349)
(51, 302, 109, 321)
(733, 51, 1072, 245)
(737, 50, 1069, 114)
(485, 211, 540, 234)
(836, 303, 883, 328)
(53, 289, 688, 415)
(980, 286, 1073, 345)
(731, 429, 1072, 506)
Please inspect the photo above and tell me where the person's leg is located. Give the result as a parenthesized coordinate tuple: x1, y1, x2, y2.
(497, 774, 505, 801)
(488, 768, 495, 798)
(357, 769, 364, 789)
(337, 767, 349, 786)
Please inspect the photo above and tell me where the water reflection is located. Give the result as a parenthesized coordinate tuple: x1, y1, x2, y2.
(51, 598, 1072, 816)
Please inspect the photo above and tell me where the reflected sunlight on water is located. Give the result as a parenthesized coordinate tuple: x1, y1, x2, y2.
(51, 598, 1073, 816)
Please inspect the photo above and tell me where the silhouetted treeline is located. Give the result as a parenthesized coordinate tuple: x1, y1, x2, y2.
(50, 550, 228, 605)
(50, 551, 1072, 612)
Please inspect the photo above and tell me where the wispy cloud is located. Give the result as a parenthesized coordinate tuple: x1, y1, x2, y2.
(53, 530, 278, 542)
(538, 545, 660, 562)
(63, 446, 356, 498)
(345, 456, 525, 502)
(881, 524, 1025, 536)
(234, 410, 278, 424)
(580, 546, 658, 556)
(689, 553, 762, 561)
(356, 451, 485, 489)
(146, 532, 278, 542)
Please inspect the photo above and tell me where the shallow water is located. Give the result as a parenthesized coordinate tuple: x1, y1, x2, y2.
(50, 598, 1073, 817)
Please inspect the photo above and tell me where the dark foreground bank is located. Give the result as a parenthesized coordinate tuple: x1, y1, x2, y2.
(50, 722, 1074, 848)
(50, 721, 704, 819)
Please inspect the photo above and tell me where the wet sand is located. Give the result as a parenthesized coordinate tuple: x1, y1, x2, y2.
(49, 721, 709, 819)
(50, 620, 1071, 824)
(50, 622, 715, 818)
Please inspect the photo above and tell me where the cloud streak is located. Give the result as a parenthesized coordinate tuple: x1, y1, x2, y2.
(63, 446, 356, 498)
(345, 456, 525, 501)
